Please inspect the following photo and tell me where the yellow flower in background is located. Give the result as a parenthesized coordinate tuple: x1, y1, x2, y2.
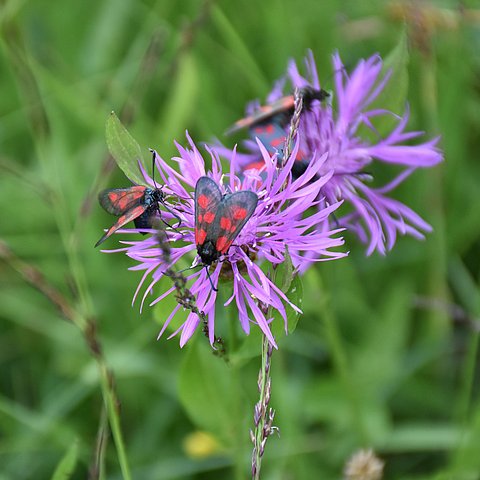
(183, 431, 222, 459)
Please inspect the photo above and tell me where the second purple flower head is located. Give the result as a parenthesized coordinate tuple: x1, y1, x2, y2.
(218, 51, 443, 258)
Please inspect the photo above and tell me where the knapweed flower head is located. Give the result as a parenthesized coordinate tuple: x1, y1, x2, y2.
(218, 51, 443, 258)
(103, 134, 345, 348)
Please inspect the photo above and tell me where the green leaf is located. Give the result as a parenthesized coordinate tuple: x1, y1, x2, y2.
(382, 424, 461, 452)
(178, 337, 245, 446)
(361, 29, 409, 137)
(51, 440, 79, 480)
(271, 274, 303, 338)
(276, 246, 294, 294)
(229, 326, 262, 366)
(379, 29, 409, 112)
(105, 112, 146, 185)
(230, 272, 303, 363)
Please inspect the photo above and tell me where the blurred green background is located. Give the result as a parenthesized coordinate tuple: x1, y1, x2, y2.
(1, 0, 480, 479)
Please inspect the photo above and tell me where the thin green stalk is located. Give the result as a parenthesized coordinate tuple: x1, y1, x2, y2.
(250, 88, 304, 479)
(418, 47, 449, 337)
(0, 237, 132, 480)
(97, 361, 132, 480)
(53, 164, 132, 480)
(457, 332, 480, 425)
(230, 365, 245, 480)
(90, 407, 108, 480)
(1, 21, 133, 479)
(36, 133, 133, 480)
(251, 335, 274, 480)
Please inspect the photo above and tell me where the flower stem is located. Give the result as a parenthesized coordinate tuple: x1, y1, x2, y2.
(417, 47, 448, 337)
(250, 87, 305, 478)
(251, 334, 275, 480)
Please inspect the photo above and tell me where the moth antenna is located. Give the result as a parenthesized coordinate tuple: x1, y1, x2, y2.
(160, 202, 182, 229)
(174, 193, 193, 201)
(172, 264, 217, 294)
(149, 149, 159, 189)
(157, 217, 183, 234)
(205, 265, 218, 292)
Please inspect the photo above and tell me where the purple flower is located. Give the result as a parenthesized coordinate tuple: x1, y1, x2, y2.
(217, 51, 443, 257)
(102, 134, 345, 348)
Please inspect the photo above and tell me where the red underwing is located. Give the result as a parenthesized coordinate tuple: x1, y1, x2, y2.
(194, 176, 258, 266)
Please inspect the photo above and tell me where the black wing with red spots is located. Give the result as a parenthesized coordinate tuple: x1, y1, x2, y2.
(247, 117, 310, 177)
(98, 186, 147, 215)
(213, 190, 258, 254)
(250, 119, 287, 154)
(96, 186, 166, 247)
(194, 176, 223, 247)
(194, 176, 258, 265)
